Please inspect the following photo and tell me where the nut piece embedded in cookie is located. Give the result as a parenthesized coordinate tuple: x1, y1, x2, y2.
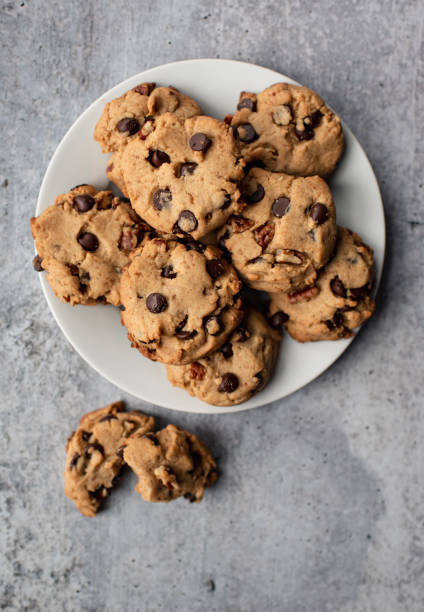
(94, 84, 202, 153)
(231, 82, 344, 177)
(30, 185, 153, 306)
(267, 226, 376, 342)
(64, 402, 155, 517)
(120, 236, 244, 365)
(217, 167, 337, 294)
(166, 309, 281, 406)
(122, 424, 217, 503)
(121, 113, 245, 239)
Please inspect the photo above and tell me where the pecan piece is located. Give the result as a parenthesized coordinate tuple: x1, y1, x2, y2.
(189, 362, 206, 381)
(254, 222, 275, 249)
(228, 215, 254, 233)
(288, 286, 319, 304)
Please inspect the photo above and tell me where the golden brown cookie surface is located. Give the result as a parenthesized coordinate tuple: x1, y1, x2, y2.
(120, 236, 243, 364)
(268, 227, 375, 342)
(64, 402, 155, 517)
(31, 185, 153, 306)
(231, 83, 343, 176)
(123, 424, 217, 503)
(217, 167, 337, 293)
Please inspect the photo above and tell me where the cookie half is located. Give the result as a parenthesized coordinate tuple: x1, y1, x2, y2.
(121, 113, 245, 239)
(120, 236, 243, 364)
(268, 226, 375, 342)
(31, 185, 153, 306)
(167, 309, 281, 406)
(217, 167, 337, 293)
(230, 82, 343, 176)
(123, 424, 217, 503)
(64, 402, 155, 517)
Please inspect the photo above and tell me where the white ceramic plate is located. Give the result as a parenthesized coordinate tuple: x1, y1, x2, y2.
(36, 59, 385, 414)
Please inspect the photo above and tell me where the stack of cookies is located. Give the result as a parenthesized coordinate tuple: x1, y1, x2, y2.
(31, 81, 376, 407)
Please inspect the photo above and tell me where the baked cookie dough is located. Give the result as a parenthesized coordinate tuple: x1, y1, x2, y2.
(121, 113, 245, 239)
(268, 226, 375, 342)
(64, 401, 155, 517)
(123, 424, 217, 503)
(106, 150, 128, 197)
(217, 167, 337, 293)
(167, 309, 281, 406)
(230, 82, 344, 176)
(31, 185, 153, 306)
(94, 83, 201, 153)
(120, 236, 243, 364)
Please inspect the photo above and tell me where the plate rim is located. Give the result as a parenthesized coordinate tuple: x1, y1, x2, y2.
(36, 58, 386, 415)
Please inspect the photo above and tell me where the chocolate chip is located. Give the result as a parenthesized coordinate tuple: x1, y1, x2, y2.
(189, 133, 211, 152)
(182, 237, 205, 253)
(176, 210, 198, 233)
(99, 414, 118, 422)
(236, 123, 258, 143)
(295, 126, 314, 141)
(309, 203, 328, 225)
(185, 493, 197, 503)
(179, 162, 197, 176)
(254, 372, 263, 389)
(237, 97, 256, 111)
(206, 258, 225, 279)
(325, 311, 344, 330)
(73, 194, 95, 213)
(308, 109, 323, 128)
(119, 232, 134, 251)
(220, 342, 233, 358)
(69, 453, 80, 470)
(133, 82, 156, 95)
(116, 117, 140, 135)
(161, 265, 177, 279)
(244, 183, 265, 204)
(218, 373, 239, 393)
(33, 254, 43, 271)
(84, 442, 104, 458)
(143, 433, 159, 446)
(146, 293, 167, 313)
(204, 315, 223, 336)
(349, 285, 369, 300)
(81, 431, 90, 442)
(78, 232, 99, 252)
(175, 329, 198, 340)
(153, 188, 172, 210)
(270, 311, 289, 329)
(68, 264, 79, 276)
(97, 296, 106, 303)
(330, 277, 347, 298)
(148, 149, 170, 167)
(272, 197, 290, 218)
(221, 193, 232, 210)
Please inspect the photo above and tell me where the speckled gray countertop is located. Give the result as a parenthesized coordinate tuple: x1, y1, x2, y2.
(1, 1, 423, 611)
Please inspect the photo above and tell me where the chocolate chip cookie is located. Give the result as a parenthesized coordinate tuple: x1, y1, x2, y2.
(230, 82, 344, 176)
(106, 150, 128, 197)
(120, 236, 243, 364)
(217, 167, 337, 293)
(121, 113, 245, 239)
(64, 401, 155, 517)
(268, 226, 375, 342)
(94, 83, 202, 153)
(167, 309, 281, 406)
(30, 185, 152, 306)
(123, 424, 217, 503)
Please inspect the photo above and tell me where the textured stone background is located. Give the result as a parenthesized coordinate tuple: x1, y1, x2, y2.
(1, 0, 423, 610)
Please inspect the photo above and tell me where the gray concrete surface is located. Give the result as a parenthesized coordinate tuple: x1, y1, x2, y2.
(1, 0, 423, 610)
